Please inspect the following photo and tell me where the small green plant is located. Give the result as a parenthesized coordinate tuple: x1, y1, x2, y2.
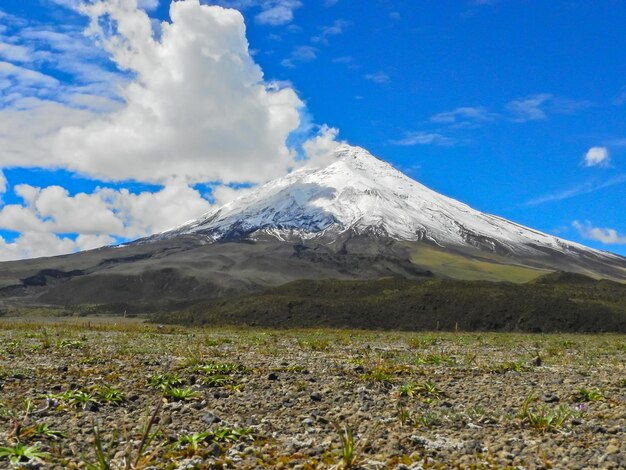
(406, 335, 442, 349)
(87, 399, 163, 470)
(174, 431, 212, 452)
(193, 362, 249, 376)
(200, 374, 237, 388)
(163, 387, 199, 401)
(398, 381, 443, 399)
(59, 339, 86, 349)
(420, 381, 443, 397)
(414, 353, 456, 366)
(336, 425, 360, 469)
(147, 373, 184, 390)
(414, 411, 443, 428)
(63, 390, 98, 409)
(368, 368, 395, 387)
(398, 406, 412, 426)
(574, 388, 604, 402)
(20, 422, 66, 440)
(0, 443, 50, 465)
(519, 393, 572, 431)
(398, 382, 420, 398)
(212, 427, 254, 443)
(96, 385, 126, 405)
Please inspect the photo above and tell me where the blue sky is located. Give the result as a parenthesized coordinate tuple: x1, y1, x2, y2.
(0, 0, 625, 259)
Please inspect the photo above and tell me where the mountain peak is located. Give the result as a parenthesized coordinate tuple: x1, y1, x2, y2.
(154, 144, 625, 279)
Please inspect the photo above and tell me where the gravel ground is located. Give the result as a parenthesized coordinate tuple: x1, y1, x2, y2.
(0, 317, 624, 469)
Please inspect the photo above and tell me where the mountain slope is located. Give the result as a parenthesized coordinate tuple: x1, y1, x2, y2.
(155, 144, 626, 280)
(0, 144, 625, 318)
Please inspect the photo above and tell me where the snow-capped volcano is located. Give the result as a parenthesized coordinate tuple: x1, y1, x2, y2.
(159, 145, 622, 265)
(1, 145, 624, 316)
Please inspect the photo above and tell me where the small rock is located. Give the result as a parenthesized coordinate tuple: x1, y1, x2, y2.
(206, 442, 222, 457)
(310, 392, 322, 402)
(191, 400, 206, 410)
(86, 402, 99, 412)
(201, 412, 221, 425)
(542, 393, 560, 403)
(606, 445, 620, 455)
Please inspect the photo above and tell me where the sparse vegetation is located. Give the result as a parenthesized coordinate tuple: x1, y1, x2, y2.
(574, 387, 604, 402)
(519, 393, 573, 431)
(0, 317, 624, 468)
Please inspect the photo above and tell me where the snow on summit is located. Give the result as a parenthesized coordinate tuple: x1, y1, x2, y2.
(160, 145, 621, 260)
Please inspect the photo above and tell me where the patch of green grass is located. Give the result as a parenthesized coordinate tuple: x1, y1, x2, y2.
(414, 353, 457, 367)
(211, 427, 254, 443)
(96, 385, 126, 405)
(63, 390, 98, 409)
(409, 244, 547, 283)
(163, 387, 199, 401)
(59, 339, 86, 349)
(174, 431, 212, 452)
(192, 362, 249, 375)
(574, 388, 604, 402)
(0, 443, 50, 465)
(200, 374, 238, 388)
(398, 381, 443, 399)
(518, 393, 572, 431)
(147, 373, 185, 390)
(490, 359, 527, 374)
(297, 338, 331, 351)
(20, 422, 66, 440)
(368, 367, 395, 387)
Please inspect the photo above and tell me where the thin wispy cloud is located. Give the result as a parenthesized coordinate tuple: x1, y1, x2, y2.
(364, 71, 390, 84)
(523, 174, 626, 207)
(505, 93, 593, 122)
(391, 131, 456, 147)
(206, 0, 302, 26)
(311, 20, 348, 45)
(430, 106, 496, 126)
(506, 93, 552, 122)
(281, 45, 317, 68)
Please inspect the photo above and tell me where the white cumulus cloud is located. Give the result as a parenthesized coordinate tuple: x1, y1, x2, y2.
(0, 0, 339, 260)
(48, 0, 303, 185)
(583, 146, 610, 168)
(573, 220, 626, 245)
